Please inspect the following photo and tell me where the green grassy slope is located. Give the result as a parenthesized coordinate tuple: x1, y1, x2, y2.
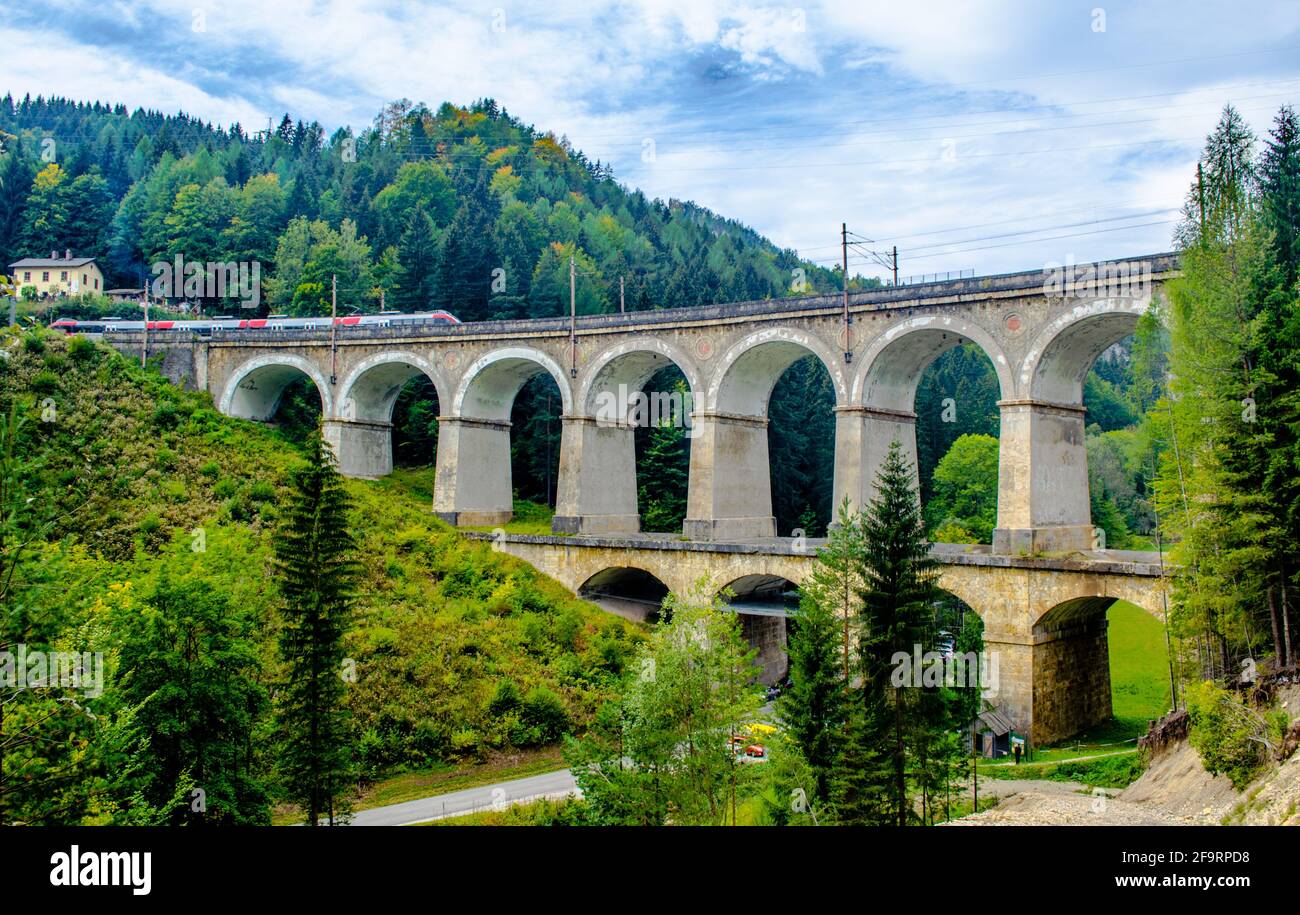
(1108, 599, 1173, 729)
(0, 328, 643, 786)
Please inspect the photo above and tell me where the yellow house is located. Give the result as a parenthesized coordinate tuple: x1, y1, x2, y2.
(8, 250, 105, 298)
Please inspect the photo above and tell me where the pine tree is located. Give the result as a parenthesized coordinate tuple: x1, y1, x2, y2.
(274, 432, 359, 825)
(857, 440, 943, 825)
(1257, 105, 1300, 285)
(393, 207, 440, 311)
(779, 586, 847, 805)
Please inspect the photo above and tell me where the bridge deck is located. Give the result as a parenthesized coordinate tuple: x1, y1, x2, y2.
(462, 531, 1167, 578)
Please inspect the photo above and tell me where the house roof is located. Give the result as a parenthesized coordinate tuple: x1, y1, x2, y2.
(9, 257, 98, 269)
(977, 708, 1015, 736)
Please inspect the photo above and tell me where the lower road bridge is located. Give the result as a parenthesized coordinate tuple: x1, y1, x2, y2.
(468, 532, 1169, 746)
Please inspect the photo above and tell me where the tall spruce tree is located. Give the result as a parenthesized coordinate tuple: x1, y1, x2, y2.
(779, 586, 847, 805)
(393, 206, 440, 311)
(857, 440, 943, 825)
(274, 432, 359, 825)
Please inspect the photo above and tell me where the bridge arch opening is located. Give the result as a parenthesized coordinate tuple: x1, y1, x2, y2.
(455, 347, 572, 421)
(633, 364, 694, 532)
(1028, 594, 1172, 746)
(996, 303, 1152, 554)
(335, 354, 448, 474)
(577, 567, 670, 624)
(853, 321, 1009, 546)
(914, 344, 1003, 544)
(511, 373, 565, 509)
(719, 574, 801, 686)
(221, 356, 331, 424)
(435, 347, 571, 525)
(691, 330, 845, 540)
(563, 343, 699, 535)
(1028, 310, 1142, 405)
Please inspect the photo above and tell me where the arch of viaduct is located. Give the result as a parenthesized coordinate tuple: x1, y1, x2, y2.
(128, 253, 1177, 557)
(473, 532, 1169, 746)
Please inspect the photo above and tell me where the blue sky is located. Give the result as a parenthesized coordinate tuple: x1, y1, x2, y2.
(5, 1, 1300, 280)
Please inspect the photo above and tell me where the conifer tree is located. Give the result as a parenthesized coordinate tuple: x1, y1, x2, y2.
(779, 586, 847, 805)
(274, 432, 359, 825)
(857, 440, 942, 825)
(393, 207, 440, 311)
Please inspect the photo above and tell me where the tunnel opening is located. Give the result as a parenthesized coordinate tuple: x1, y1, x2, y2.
(578, 567, 670, 624)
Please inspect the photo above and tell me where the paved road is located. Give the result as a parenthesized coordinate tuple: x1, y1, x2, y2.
(348, 769, 578, 826)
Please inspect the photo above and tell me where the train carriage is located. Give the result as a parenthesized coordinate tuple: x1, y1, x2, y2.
(49, 311, 461, 335)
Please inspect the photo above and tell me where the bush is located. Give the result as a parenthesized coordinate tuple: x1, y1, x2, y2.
(247, 480, 276, 503)
(152, 401, 181, 430)
(22, 331, 45, 354)
(514, 686, 569, 746)
(1186, 680, 1287, 790)
(30, 370, 59, 394)
(67, 335, 97, 363)
(487, 681, 521, 716)
(137, 513, 163, 537)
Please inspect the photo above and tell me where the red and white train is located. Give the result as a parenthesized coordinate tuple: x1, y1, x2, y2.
(49, 311, 461, 334)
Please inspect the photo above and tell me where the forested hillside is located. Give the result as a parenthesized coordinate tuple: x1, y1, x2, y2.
(0, 95, 850, 317)
(0, 328, 641, 824)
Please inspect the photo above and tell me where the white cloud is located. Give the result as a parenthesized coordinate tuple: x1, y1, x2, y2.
(5, 1, 1300, 275)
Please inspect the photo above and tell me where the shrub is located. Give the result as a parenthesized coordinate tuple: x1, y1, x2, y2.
(514, 686, 569, 746)
(67, 335, 97, 363)
(247, 480, 276, 503)
(1186, 680, 1286, 790)
(152, 401, 181, 430)
(22, 331, 45, 354)
(487, 681, 521, 716)
(30, 370, 59, 394)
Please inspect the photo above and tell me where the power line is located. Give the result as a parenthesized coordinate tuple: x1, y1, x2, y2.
(801, 212, 1182, 266)
(896, 219, 1180, 261)
(794, 203, 1181, 253)
(401, 87, 1300, 156)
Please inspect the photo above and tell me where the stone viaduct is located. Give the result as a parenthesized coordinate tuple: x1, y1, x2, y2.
(106, 252, 1177, 744)
(468, 533, 1168, 746)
